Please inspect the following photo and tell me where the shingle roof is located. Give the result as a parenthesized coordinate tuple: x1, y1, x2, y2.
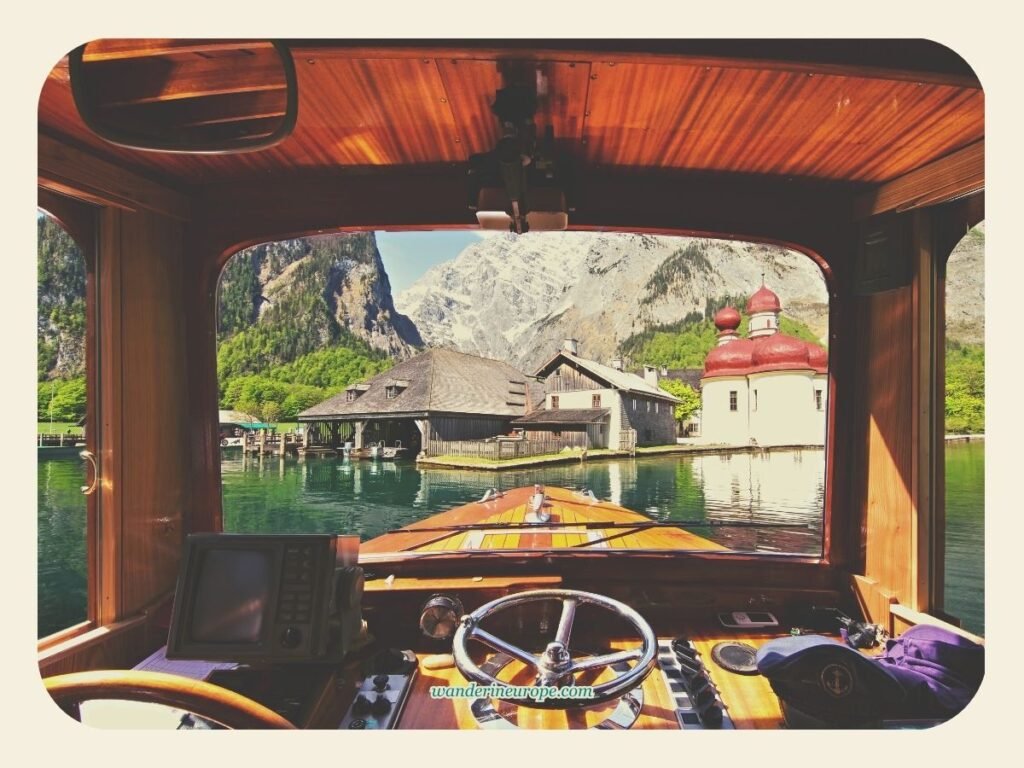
(512, 408, 610, 426)
(298, 348, 532, 419)
(533, 351, 682, 403)
(660, 368, 704, 390)
(219, 409, 259, 424)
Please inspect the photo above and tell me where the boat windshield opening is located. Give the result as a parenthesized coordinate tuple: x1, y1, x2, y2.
(941, 223, 985, 635)
(213, 231, 831, 559)
(37, 209, 91, 639)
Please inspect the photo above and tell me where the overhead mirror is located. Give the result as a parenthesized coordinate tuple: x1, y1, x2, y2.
(68, 39, 297, 154)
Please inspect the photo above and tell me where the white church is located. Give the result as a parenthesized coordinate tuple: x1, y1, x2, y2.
(700, 285, 828, 447)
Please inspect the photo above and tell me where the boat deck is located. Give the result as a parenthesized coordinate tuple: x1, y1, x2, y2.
(361, 486, 726, 554)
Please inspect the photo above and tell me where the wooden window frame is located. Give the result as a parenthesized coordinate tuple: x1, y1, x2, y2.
(36, 190, 100, 647)
(592, 393, 601, 408)
(729, 391, 738, 411)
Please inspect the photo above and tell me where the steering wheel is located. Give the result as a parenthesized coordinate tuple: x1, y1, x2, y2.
(44, 670, 297, 729)
(452, 589, 657, 709)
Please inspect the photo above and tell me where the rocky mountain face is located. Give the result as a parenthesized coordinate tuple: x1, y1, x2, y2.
(946, 223, 985, 345)
(397, 233, 832, 372)
(218, 233, 422, 360)
(397, 226, 985, 372)
(37, 216, 86, 380)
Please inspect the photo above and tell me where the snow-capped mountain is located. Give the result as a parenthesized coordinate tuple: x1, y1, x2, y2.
(396, 232, 831, 372)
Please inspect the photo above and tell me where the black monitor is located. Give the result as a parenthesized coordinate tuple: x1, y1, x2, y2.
(166, 534, 362, 664)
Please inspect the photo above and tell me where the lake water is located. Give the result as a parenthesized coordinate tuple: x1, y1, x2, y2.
(36, 444, 985, 637)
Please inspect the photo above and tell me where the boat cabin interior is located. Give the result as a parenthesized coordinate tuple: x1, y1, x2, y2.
(36, 38, 985, 731)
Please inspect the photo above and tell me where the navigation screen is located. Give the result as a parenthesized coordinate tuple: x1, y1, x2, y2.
(191, 549, 272, 643)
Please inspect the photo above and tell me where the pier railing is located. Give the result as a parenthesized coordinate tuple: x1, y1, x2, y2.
(426, 438, 579, 460)
(242, 431, 305, 455)
(38, 433, 84, 447)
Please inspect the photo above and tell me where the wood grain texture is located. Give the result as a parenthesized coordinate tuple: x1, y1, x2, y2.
(38, 613, 157, 678)
(362, 486, 726, 554)
(37, 133, 190, 220)
(364, 575, 563, 593)
(851, 285, 917, 618)
(97, 207, 123, 625)
(400, 641, 680, 730)
(39, 42, 983, 189)
(854, 141, 984, 219)
(118, 209, 191, 616)
(44, 670, 296, 729)
(690, 629, 786, 729)
(397, 630, 786, 730)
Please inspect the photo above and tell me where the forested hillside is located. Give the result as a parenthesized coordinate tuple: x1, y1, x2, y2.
(37, 216, 86, 421)
(215, 234, 412, 419)
(618, 294, 821, 370)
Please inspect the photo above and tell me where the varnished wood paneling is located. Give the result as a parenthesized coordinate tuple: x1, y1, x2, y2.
(691, 630, 785, 729)
(38, 133, 190, 220)
(400, 641, 679, 730)
(854, 140, 984, 219)
(38, 614, 155, 678)
(851, 285, 916, 619)
(97, 207, 123, 626)
(436, 59, 591, 155)
(119, 209, 191, 616)
(363, 486, 726, 554)
(584, 62, 982, 182)
(292, 57, 463, 166)
(39, 42, 983, 190)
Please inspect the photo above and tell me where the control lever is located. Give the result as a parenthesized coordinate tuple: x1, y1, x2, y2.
(699, 702, 724, 728)
(351, 694, 372, 717)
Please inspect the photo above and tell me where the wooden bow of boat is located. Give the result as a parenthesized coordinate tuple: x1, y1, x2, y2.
(360, 486, 728, 554)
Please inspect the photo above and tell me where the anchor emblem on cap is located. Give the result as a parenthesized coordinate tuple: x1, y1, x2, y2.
(820, 663, 853, 698)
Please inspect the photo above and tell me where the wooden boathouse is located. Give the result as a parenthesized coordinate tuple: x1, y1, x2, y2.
(297, 348, 539, 457)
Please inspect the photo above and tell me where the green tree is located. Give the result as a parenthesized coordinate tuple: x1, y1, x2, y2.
(659, 379, 701, 425)
(945, 341, 984, 434)
(619, 297, 824, 371)
(38, 377, 87, 421)
(260, 401, 283, 424)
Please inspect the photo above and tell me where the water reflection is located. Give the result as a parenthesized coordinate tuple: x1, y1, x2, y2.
(220, 449, 825, 555)
(37, 446, 983, 637)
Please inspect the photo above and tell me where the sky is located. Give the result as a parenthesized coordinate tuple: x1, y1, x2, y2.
(376, 230, 490, 295)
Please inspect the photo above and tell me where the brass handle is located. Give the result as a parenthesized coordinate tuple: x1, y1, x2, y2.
(79, 450, 98, 495)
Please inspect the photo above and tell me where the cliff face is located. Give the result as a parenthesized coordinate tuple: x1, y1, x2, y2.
(218, 232, 422, 362)
(945, 223, 985, 345)
(37, 216, 86, 380)
(397, 226, 985, 372)
(397, 233, 831, 372)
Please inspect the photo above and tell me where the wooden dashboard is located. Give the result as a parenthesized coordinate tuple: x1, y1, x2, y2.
(396, 630, 787, 730)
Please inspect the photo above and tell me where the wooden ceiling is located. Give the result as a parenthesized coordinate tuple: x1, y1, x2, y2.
(38, 40, 984, 191)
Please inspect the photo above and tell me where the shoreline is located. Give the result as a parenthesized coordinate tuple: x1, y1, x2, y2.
(415, 442, 826, 471)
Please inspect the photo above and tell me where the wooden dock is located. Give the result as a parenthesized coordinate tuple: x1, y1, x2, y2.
(243, 430, 304, 457)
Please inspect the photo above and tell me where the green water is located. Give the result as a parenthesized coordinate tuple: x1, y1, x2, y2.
(942, 441, 985, 634)
(36, 444, 985, 637)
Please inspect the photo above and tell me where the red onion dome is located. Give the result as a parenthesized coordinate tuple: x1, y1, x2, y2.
(750, 333, 811, 369)
(807, 343, 828, 371)
(703, 338, 754, 376)
(713, 306, 741, 331)
(746, 285, 782, 314)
